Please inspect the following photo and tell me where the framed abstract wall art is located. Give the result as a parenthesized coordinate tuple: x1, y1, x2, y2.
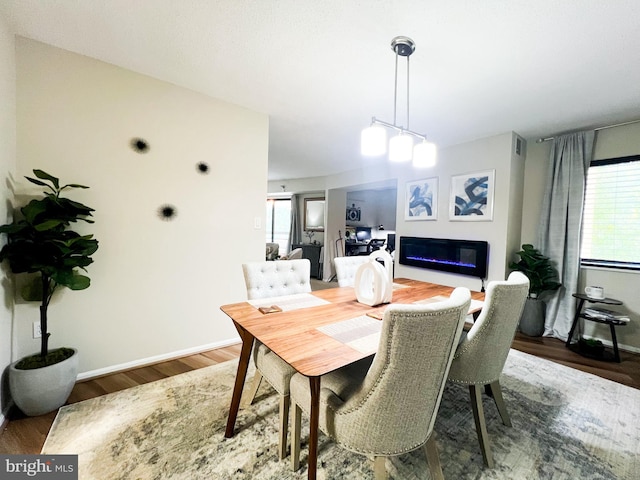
(449, 170, 495, 221)
(405, 177, 438, 220)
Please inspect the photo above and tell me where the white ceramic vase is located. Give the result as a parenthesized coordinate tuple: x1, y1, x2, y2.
(9, 348, 79, 416)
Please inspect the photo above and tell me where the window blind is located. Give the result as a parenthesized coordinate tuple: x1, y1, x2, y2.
(581, 156, 640, 268)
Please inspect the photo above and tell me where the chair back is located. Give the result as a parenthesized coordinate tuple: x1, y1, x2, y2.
(284, 248, 303, 260)
(327, 287, 471, 454)
(448, 271, 529, 385)
(333, 256, 369, 287)
(242, 259, 311, 300)
(265, 242, 279, 260)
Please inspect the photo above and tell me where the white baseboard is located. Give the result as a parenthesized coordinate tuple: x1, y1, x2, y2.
(76, 337, 241, 381)
(581, 334, 640, 355)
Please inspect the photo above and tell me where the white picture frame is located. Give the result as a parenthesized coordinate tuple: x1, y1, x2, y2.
(449, 170, 495, 221)
(405, 177, 438, 221)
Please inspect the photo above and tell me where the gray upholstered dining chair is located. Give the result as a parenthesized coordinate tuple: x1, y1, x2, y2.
(333, 255, 369, 287)
(289, 287, 472, 479)
(241, 258, 312, 459)
(447, 271, 529, 468)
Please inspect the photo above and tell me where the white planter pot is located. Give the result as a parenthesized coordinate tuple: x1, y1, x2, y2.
(9, 348, 79, 416)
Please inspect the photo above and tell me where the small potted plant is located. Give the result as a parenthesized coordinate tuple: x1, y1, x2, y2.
(0, 170, 98, 416)
(509, 244, 561, 336)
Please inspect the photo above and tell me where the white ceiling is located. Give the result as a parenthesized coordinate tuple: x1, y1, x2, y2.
(2, 1, 640, 181)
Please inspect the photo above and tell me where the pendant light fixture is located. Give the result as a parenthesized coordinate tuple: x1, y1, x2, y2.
(361, 36, 436, 168)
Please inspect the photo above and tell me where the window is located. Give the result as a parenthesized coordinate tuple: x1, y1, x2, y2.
(266, 198, 291, 255)
(580, 155, 640, 270)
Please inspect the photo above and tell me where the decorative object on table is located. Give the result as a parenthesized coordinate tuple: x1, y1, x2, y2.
(353, 250, 393, 306)
(584, 285, 605, 299)
(405, 177, 438, 220)
(449, 170, 495, 221)
(583, 307, 630, 324)
(360, 36, 437, 168)
(0, 170, 99, 416)
(509, 244, 561, 336)
(304, 230, 315, 243)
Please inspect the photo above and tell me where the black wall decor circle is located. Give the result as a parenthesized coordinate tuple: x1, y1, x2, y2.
(158, 204, 177, 221)
(130, 138, 150, 153)
(196, 162, 210, 174)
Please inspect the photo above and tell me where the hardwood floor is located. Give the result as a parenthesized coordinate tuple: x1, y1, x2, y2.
(1, 335, 638, 455)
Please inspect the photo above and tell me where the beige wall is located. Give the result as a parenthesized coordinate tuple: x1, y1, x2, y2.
(15, 38, 269, 376)
(287, 132, 525, 288)
(521, 123, 640, 352)
(0, 17, 16, 419)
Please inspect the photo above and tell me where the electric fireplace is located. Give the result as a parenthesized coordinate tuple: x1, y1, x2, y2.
(399, 237, 489, 278)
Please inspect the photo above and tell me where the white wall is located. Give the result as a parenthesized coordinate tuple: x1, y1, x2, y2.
(346, 188, 397, 230)
(291, 133, 524, 286)
(393, 132, 524, 291)
(0, 17, 17, 420)
(15, 38, 268, 376)
(521, 123, 640, 352)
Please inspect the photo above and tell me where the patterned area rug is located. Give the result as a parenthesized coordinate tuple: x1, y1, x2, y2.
(42, 350, 639, 479)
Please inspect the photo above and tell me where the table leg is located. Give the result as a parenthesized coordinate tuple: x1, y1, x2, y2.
(307, 376, 321, 480)
(566, 299, 585, 347)
(224, 326, 255, 438)
(609, 323, 621, 363)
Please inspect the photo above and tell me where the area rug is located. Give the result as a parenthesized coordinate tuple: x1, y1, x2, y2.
(42, 350, 639, 479)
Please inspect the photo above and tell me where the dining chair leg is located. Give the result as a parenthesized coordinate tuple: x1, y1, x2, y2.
(278, 394, 290, 460)
(469, 384, 495, 468)
(291, 403, 302, 471)
(489, 380, 511, 427)
(373, 456, 388, 480)
(423, 435, 444, 480)
(241, 371, 263, 408)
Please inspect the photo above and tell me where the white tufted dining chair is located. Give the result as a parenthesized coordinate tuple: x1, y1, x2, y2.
(333, 255, 369, 287)
(241, 258, 312, 459)
(289, 287, 472, 479)
(447, 271, 529, 468)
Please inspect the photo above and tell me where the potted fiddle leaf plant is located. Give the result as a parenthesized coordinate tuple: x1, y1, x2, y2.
(509, 244, 561, 336)
(0, 169, 98, 416)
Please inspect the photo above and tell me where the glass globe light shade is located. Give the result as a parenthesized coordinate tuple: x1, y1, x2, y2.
(361, 125, 387, 156)
(389, 134, 413, 162)
(412, 141, 437, 168)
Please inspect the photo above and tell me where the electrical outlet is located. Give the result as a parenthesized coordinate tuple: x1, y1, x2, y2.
(33, 321, 42, 339)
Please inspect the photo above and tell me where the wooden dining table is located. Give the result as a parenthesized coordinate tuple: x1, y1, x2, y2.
(220, 278, 485, 479)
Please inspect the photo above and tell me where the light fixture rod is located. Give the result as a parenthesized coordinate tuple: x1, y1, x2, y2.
(406, 55, 410, 130)
(369, 117, 427, 141)
(393, 51, 399, 126)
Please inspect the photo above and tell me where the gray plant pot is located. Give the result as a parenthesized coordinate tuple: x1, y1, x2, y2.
(519, 298, 546, 336)
(9, 348, 79, 416)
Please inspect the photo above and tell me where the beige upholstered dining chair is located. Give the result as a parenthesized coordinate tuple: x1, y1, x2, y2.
(447, 271, 529, 468)
(241, 258, 312, 459)
(289, 287, 472, 479)
(333, 255, 369, 287)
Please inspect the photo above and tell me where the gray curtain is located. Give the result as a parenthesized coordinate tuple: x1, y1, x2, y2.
(288, 194, 302, 250)
(537, 131, 595, 340)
